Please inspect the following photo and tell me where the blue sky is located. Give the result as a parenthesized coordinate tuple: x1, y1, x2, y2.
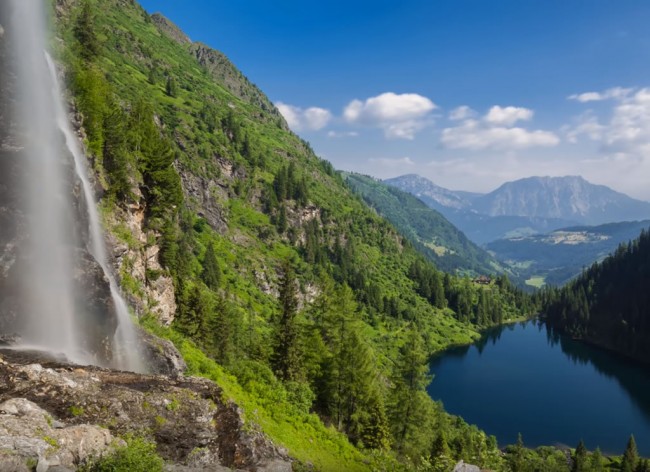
(139, 0, 650, 200)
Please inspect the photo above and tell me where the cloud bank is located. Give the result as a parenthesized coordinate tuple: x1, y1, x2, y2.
(343, 92, 437, 139)
(441, 105, 559, 150)
(276, 102, 332, 131)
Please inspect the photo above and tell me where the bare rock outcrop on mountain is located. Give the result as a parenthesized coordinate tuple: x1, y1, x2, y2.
(0, 351, 292, 471)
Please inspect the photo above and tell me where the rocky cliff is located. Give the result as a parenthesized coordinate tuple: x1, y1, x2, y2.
(0, 350, 292, 471)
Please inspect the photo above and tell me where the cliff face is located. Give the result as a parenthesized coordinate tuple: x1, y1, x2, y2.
(0, 350, 292, 471)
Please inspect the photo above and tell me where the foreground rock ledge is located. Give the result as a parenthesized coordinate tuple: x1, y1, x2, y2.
(0, 351, 291, 472)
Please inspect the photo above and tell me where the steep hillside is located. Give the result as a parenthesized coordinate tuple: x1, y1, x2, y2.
(47, 0, 536, 469)
(544, 229, 650, 363)
(345, 173, 504, 275)
(488, 220, 650, 287)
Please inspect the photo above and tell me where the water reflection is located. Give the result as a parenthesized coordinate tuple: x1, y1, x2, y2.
(428, 320, 650, 454)
(545, 325, 650, 422)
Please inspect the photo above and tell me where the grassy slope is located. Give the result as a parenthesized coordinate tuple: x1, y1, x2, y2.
(53, 1, 532, 469)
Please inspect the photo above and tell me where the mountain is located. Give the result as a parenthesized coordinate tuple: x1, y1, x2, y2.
(384, 174, 480, 213)
(544, 228, 650, 363)
(487, 220, 650, 287)
(474, 176, 650, 225)
(386, 174, 650, 244)
(0, 1, 539, 470)
(344, 173, 504, 275)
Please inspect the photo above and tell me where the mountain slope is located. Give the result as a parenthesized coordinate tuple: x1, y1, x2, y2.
(544, 228, 650, 363)
(345, 173, 503, 275)
(386, 174, 650, 244)
(474, 176, 650, 225)
(46, 1, 535, 470)
(488, 220, 650, 287)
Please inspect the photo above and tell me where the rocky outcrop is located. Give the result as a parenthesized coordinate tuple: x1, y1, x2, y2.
(108, 197, 177, 326)
(0, 351, 292, 471)
(151, 13, 192, 46)
(0, 398, 118, 472)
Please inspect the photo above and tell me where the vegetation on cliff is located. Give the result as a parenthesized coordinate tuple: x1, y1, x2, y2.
(52, 0, 540, 469)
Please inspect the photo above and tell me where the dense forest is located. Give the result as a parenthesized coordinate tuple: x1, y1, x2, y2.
(543, 228, 650, 363)
(46, 0, 648, 470)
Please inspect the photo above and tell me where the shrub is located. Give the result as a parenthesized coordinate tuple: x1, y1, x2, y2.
(81, 435, 164, 472)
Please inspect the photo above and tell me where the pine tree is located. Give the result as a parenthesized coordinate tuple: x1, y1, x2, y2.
(622, 435, 639, 472)
(271, 261, 303, 382)
(388, 326, 432, 457)
(276, 204, 288, 234)
(208, 295, 237, 365)
(572, 439, 588, 472)
(166, 75, 178, 97)
(508, 433, 526, 472)
(74, 0, 99, 61)
(201, 243, 221, 290)
(589, 447, 605, 472)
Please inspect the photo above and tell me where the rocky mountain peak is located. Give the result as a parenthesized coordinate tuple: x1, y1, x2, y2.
(151, 13, 192, 46)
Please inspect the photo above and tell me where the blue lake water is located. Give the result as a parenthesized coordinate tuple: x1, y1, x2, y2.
(427, 321, 650, 455)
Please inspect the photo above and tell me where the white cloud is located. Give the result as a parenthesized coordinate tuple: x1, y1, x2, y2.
(563, 112, 605, 143)
(276, 102, 332, 131)
(484, 106, 533, 126)
(343, 92, 436, 139)
(441, 106, 559, 151)
(327, 130, 359, 138)
(368, 157, 415, 167)
(449, 106, 477, 121)
(568, 87, 633, 103)
(566, 87, 650, 153)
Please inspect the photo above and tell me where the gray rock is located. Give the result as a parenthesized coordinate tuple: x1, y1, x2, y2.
(0, 353, 293, 471)
(140, 330, 187, 377)
(453, 460, 481, 472)
(0, 397, 117, 472)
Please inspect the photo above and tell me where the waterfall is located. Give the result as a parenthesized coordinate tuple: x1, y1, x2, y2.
(46, 54, 145, 373)
(3, 0, 145, 372)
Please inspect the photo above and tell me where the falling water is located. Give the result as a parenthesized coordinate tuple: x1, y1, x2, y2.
(3, 0, 144, 371)
(46, 55, 145, 373)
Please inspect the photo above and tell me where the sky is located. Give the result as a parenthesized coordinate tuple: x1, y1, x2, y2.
(138, 0, 650, 200)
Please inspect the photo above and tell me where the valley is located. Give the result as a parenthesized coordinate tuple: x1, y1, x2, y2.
(0, 0, 649, 471)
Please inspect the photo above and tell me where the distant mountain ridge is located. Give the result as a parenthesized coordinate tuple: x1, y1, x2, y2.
(474, 176, 650, 225)
(344, 173, 505, 275)
(386, 174, 650, 243)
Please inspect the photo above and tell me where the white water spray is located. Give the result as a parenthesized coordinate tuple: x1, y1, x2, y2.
(4, 0, 145, 372)
(46, 54, 145, 373)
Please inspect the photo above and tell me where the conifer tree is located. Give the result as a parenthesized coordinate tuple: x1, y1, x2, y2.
(622, 435, 639, 472)
(589, 447, 605, 472)
(509, 433, 526, 472)
(74, 0, 99, 61)
(572, 439, 588, 472)
(208, 294, 237, 365)
(201, 243, 221, 290)
(388, 326, 432, 457)
(165, 75, 178, 97)
(271, 261, 303, 382)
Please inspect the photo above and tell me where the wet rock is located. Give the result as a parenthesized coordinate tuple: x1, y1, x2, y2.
(140, 330, 187, 377)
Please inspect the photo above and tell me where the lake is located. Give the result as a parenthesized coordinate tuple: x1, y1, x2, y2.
(427, 320, 650, 455)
